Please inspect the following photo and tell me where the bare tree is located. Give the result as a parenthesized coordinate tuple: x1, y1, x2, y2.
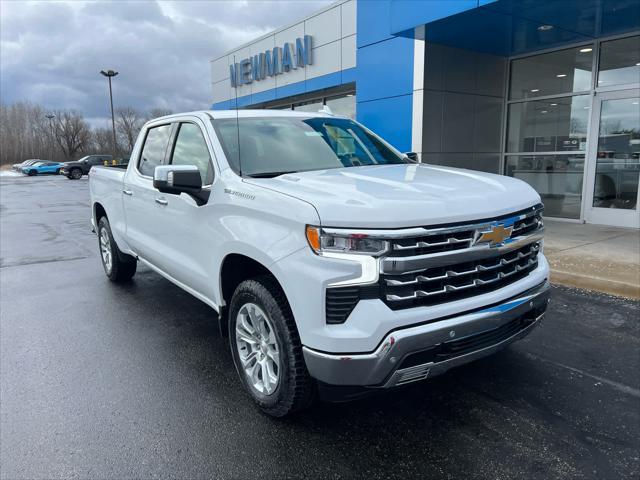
(147, 108, 172, 120)
(54, 110, 91, 160)
(92, 127, 115, 154)
(116, 107, 143, 153)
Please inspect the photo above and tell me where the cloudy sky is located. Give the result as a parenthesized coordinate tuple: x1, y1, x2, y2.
(0, 0, 332, 127)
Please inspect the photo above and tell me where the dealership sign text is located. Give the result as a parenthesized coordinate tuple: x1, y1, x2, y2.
(229, 35, 313, 87)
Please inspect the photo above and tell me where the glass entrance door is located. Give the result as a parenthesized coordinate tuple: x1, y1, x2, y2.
(585, 89, 640, 228)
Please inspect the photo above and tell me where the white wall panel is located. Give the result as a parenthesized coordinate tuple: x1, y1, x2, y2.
(341, 0, 356, 37)
(212, 79, 232, 103)
(341, 34, 356, 70)
(274, 23, 305, 49)
(306, 40, 342, 80)
(211, 57, 229, 84)
(305, 6, 341, 48)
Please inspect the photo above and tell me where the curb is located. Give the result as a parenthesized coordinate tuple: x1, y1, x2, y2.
(550, 269, 640, 299)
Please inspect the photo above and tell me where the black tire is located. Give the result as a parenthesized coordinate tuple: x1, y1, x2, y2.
(97, 216, 137, 282)
(28, 170, 37, 176)
(55, 168, 61, 175)
(70, 168, 82, 179)
(229, 275, 315, 417)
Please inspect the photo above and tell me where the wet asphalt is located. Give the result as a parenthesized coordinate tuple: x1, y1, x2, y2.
(1, 173, 639, 480)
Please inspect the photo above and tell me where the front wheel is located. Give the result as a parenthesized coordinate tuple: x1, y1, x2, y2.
(27, 170, 37, 176)
(97, 217, 137, 282)
(70, 168, 82, 179)
(229, 276, 315, 417)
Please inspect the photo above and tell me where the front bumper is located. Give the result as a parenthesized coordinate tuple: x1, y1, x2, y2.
(303, 280, 550, 388)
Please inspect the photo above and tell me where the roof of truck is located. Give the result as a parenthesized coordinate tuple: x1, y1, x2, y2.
(150, 109, 334, 123)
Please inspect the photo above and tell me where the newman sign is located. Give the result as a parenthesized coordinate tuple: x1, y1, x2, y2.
(230, 35, 313, 88)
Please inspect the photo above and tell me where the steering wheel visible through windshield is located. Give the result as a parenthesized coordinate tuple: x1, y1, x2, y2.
(212, 116, 409, 178)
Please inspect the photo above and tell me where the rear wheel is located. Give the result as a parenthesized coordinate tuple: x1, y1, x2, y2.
(229, 275, 315, 417)
(70, 168, 82, 180)
(55, 168, 61, 175)
(97, 216, 136, 282)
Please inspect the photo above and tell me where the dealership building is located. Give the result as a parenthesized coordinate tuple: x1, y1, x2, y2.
(211, 0, 640, 228)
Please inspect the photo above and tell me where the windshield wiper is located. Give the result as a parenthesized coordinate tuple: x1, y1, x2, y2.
(245, 171, 298, 178)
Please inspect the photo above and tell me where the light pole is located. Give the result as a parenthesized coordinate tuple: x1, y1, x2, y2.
(100, 69, 118, 156)
(45, 113, 55, 160)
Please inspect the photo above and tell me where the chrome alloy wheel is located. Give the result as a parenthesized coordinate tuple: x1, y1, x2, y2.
(235, 303, 280, 395)
(99, 228, 112, 273)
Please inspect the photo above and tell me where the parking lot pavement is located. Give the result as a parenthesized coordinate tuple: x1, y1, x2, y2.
(1, 175, 639, 480)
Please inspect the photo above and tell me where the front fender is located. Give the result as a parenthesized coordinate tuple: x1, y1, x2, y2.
(206, 175, 320, 307)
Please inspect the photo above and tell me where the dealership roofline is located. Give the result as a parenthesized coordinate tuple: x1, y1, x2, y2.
(210, 0, 350, 63)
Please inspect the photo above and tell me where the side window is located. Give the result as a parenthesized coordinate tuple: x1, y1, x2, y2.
(138, 124, 172, 176)
(170, 123, 214, 184)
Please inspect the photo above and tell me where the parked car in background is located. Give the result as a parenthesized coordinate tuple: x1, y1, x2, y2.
(12, 159, 39, 171)
(61, 155, 113, 179)
(21, 161, 64, 176)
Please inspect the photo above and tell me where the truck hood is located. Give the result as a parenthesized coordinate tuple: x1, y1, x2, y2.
(246, 164, 541, 228)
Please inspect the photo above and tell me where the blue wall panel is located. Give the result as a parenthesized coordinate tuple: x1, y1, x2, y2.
(357, 95, 413, 152)
(305, 71, 342, 93)
(356, 0, 394, 48)
(356, 35, 414, 103)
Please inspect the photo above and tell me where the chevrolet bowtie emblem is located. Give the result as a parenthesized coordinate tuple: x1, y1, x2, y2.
(475, 224, 513, 247)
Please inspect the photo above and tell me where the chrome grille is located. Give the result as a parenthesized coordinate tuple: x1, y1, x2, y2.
(381, 204, 544, 310)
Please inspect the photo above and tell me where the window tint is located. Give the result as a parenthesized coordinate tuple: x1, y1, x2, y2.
(170, 123, 213, 184)
(138, 124, 172, 176)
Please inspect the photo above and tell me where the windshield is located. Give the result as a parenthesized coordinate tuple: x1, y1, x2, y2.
(77, 156, 90, 162)
(212, 116, 409, 177)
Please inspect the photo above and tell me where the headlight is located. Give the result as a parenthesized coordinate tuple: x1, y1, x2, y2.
(305, 225, 388, 256)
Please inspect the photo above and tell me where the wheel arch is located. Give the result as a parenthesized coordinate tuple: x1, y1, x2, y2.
(93, 202, 107, 223)
(218, 253, 291, 337)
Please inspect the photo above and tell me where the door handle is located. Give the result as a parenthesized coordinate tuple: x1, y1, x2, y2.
(123, 190, 133, 196)
(155, 197, 168, 206)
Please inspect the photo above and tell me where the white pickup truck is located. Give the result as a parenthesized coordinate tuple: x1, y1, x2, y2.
(90, 110, 550, 417)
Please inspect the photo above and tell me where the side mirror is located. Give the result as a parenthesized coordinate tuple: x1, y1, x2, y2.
(153, 165, 209, 205)
(404, 152, 419, 162)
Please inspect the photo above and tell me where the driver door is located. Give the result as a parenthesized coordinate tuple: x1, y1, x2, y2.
(147, 119, 217, 298)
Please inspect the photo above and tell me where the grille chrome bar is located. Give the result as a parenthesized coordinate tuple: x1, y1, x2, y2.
(392, 236, 471, 251)
(382, 230, 543, 275)
(386, 257, 538, 301)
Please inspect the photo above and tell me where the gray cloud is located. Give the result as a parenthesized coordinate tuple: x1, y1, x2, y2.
(0, 0, 332, 127)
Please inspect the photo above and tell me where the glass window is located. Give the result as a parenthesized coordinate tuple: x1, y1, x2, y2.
(598, 36, 640, 88)
(506, 154, 585, 218)
(592, 96, 639, 210)
(507, 95, 590, 152)
(326, 94, 356, 119)
(138, 124, 171, 176)
(213, 116, 408, 177)
(510, 46, 593, 100)
(171, 123, 214, 184)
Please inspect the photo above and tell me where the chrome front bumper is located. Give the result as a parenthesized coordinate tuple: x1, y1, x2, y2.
(303, 281, 550, 388)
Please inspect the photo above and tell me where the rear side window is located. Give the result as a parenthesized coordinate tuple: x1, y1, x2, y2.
(170, 123, 214, 184)
(138, 124, 172, 176)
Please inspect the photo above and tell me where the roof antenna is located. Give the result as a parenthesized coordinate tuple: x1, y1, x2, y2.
(233, 54, 243, 177)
